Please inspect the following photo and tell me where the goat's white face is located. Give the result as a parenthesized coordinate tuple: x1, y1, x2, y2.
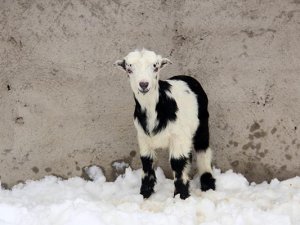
(114, 49, 171, 95)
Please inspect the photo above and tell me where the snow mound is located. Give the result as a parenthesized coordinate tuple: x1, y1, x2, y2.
(214, 169, 249, 191)
(84, 165, 106, 182)
(0, 167, 299, 225)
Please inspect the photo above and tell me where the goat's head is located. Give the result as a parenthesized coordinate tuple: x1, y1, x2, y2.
(114, 49, 172, 95)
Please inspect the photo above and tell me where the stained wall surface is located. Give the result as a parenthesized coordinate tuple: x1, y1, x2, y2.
(0, 0, 299, 187)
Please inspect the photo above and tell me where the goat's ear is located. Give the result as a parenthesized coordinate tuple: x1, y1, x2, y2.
(160, 58, 172, 69)
(114, 59, 126, 71)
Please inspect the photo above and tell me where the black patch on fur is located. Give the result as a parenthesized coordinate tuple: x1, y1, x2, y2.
(140, 156, 156, 198)
(118, 59, 126, 70)
(200, 172, 216, 191)
(188, 152, 192, 163)
(134, 97, 149, 135)
(170, 157, 188, 179)
(169, 75, 209, 151)
(133, 81, 178, 136)
(152, 81, 178, 135)
(193, 117, 209, 150)
(170, 157, 190, 199)
(141, 156, 154, 172)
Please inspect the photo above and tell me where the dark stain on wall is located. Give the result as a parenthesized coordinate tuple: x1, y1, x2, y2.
(271, 127, 277, 134)
(230, 160, 239, 167)
(15, 117, 24, 125)
(229, 140, 239, 147)
(2, 149, 12, 155)
(253, 130, 267, 138)
(130, 150, 136, 157)
(280, 165, 287, 170)
(8, 36, 23, 49)
(45, 167, 52, 173)
(241, 28, 276, 38)
(36, 3, 45, 11)
(285, 154, 292, 160)
(257, 149, 268, 158)
(32, 166, 39, 174)
(50, 68, 59, 76)
(242, 141, 261, 150)
(250, 122, 260, 132)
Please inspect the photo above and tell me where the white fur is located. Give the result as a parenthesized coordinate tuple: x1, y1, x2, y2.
(123, 49, 166, 97)
(196, 147, 213, 176)
(182, 162, 191, 184)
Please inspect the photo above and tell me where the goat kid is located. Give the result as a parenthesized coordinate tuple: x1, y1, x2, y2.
(114, 49, 215, 199)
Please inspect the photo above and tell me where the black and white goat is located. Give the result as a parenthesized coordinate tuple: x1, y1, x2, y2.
(114, 49, 215, 199)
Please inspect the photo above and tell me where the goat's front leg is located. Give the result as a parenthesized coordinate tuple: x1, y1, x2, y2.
(138, 137, 156, 199)
(170, 139, 192, 200)
(140, 154, 156, 198)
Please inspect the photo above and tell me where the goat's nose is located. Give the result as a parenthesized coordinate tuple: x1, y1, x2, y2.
(139, 82, 149, 90)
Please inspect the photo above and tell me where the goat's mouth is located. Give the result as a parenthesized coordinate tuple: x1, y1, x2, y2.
(139, 89, 149, 94)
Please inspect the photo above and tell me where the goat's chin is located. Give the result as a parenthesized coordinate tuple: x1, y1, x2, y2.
(138, 89, 149, 95)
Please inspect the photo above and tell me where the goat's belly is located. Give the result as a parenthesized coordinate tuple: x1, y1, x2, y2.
(149, 131, 171, 149)
(137, 129, 171, 150)
(136, 119, 198, 151)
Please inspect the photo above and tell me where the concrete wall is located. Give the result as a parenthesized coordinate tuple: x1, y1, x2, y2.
(0, 0, 299, 188)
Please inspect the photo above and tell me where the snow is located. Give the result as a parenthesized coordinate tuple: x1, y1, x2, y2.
(111, 161, 129, 171)
(0, 167, 299, 225)
(84, 165, 106, 182)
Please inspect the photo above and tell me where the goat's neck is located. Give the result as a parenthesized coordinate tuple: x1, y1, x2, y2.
(134, 84, 159, 112)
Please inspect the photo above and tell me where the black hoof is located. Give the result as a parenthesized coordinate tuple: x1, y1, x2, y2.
(200, 172, 216, 191)
(140, 185, 154, 198)
(174, 180, 190, 200)
(174, 190, 190, 200)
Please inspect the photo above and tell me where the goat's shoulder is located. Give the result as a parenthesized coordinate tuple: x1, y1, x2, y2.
(168, 75, 208, 104)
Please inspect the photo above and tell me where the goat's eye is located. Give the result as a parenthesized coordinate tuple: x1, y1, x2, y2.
(153, 64, 159, 72)
(127, 68, 132, 74)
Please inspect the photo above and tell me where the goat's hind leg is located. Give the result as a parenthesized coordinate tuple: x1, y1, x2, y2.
(169, 138, 192, 199)
(196, 148, 215, 191)
(194, 117, 216, 191)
